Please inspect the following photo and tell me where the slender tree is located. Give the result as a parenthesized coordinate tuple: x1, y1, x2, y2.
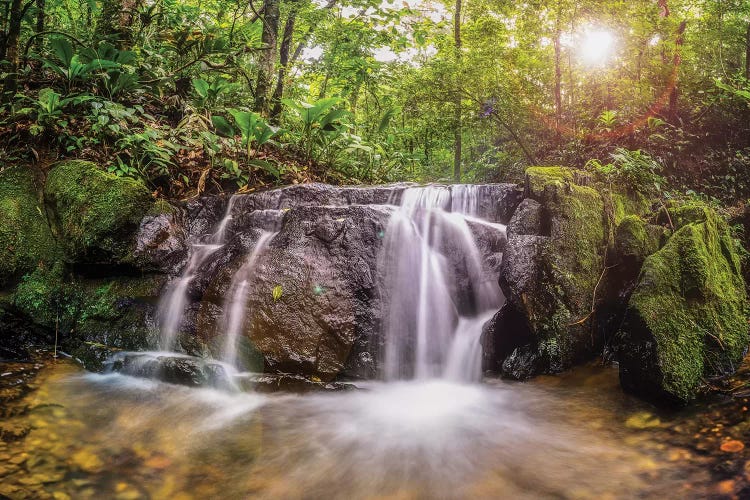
(453, 0, 462, 182)
(254, 0, 280, 115)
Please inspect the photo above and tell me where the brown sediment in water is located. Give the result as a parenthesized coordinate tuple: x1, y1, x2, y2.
(0, 353, 749, 499)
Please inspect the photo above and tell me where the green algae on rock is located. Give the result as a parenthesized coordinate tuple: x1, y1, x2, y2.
(618, 202, 749, 405)
(44, 160, 152, 263)
(499, 166, 608, 377)
(614, 215, 663, 263)
(0, 166, 60, 287)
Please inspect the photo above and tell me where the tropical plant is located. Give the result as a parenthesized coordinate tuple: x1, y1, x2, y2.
(281, 97, 351, 163)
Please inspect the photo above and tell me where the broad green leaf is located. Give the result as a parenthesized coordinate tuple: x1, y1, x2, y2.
(211, 115, 235, 137)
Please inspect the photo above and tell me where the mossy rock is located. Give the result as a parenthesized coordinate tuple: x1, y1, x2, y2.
(0, 166, 60, 287)
(44, 161, 152, 263)
(609, 190, 652, 227)
(69, 275, 165, 370)
(614, 215, 663, 263)
(11, 262, 78, 330)
(499, 166, 607, 376)
(525, 166, 574, 199)
(619, 204, 749, 405)
(665, 200, 716, 230)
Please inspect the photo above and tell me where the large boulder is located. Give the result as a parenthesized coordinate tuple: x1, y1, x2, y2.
(44, 160, 153, 263)
(618, 203, 749, 405)
(129, 201, 188, 274)
(489, 166, 607, 377)
(193, 204, 393, 380)
(0, 166, 59, 287)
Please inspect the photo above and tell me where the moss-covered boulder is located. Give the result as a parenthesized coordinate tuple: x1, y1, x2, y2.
(0, 166, 59, 287)
(44, 161, 152, 263)
(614, 215, 663, 263)
(69, 276, 164, 370)
(494, 166, 608, 377)
(618, 203, 749, 405)
(608, 190, 652, 227)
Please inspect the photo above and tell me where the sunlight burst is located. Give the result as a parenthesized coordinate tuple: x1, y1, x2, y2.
(579, 29, 615, 66)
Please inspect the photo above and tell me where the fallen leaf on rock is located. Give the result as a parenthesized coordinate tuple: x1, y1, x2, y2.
(720, 440, 745, 452)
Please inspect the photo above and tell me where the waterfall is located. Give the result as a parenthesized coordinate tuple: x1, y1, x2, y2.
(380, 185, 505, 382)
(220, 231, 277, 368)
(157, 196, 238, 351)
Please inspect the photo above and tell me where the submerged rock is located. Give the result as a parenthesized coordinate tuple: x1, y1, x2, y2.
(105, 352, 234, 388)
(618, 203, 749, 405)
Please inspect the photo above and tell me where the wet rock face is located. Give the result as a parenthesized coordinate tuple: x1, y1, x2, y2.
(105, 352, 234, 388)
(196, 204, 393, 381)
(131, 211, 188, 275)
(181, 183, 514, 380)
(486, 167, 607, 378)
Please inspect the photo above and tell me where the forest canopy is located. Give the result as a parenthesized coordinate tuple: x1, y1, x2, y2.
(0, 0, 749, 201)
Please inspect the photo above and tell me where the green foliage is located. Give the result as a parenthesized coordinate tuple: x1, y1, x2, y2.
(281, 97, 352, 163)
(16, 88, 92, 137)
(41, 39, 140, 97)
(586, 148, 665, 196)
(192, 78, 235, 110)
(597, 110, 617, 132)
(112, 129, 180, 181)
(228, 109, 278, 157)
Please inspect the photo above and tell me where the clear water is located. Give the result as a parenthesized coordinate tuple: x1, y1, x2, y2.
(1, 358, 732, 499)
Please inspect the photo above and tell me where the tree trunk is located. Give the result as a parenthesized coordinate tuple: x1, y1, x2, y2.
(553, 25, 562, 141)
(667, 20, 687, 123)
(96, 0, 138, 48)
(452, 0, 462, 182)
(270, 5, 298, 123)
(253, 0, 280, 116)
(1, 0, 32, 97)
(745, 22, 750, 81)
(35, 0, 45, 51)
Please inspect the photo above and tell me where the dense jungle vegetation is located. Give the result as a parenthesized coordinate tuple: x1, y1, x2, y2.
(0, 0, 749, 203)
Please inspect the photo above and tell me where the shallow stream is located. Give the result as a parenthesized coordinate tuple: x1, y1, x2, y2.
(2, 354, 749, 499)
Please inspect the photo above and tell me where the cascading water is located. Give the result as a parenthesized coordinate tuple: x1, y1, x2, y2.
(14, 183, 706, 500)
(157, 196, 238, 351)
(380, 185, 505, 382)
(220, 231, 277, 368)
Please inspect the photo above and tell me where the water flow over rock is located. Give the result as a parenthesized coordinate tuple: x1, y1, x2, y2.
(380, 185, 505, 382)
(220, 231, 277, 368)
(157, 196, 238, 351)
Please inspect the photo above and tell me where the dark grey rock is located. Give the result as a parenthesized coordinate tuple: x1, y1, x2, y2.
(507, 198, 543, 236)
(105, 352, 235, 388)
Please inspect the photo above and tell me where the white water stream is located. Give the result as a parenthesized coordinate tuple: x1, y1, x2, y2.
(380, 185, 505, 381)
(219, 231, 277, 368)
(157, 196, 238, 351)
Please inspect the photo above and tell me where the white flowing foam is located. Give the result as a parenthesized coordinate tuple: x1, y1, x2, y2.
(380, 185, 505, 381)
(157, 196, 239, 351)
(220, 231, 277, 368)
